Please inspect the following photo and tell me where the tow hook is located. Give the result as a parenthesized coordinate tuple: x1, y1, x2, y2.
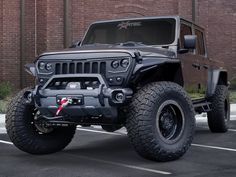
(56, 98, 72, 116)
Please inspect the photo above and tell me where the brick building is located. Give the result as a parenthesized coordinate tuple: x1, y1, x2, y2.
(0, 0, 235, 89)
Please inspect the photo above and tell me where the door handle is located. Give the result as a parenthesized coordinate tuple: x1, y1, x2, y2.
(192, 63, 201, 69)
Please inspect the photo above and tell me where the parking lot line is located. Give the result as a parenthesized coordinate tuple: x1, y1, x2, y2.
(0, 139, 172, 175)
(192, 143, 236, 152)
(0, 140, 13, 145)
(1, 123, 236, 156)
(77, 128, 236, 153)
(69, 154, 172, 175)
(1, 127, 236, 153)
(77, 127, 125, 136)
(197, 126, 236, 133)
(1, 128, 236, 175)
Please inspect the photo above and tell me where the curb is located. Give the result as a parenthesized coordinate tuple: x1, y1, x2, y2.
(0, 114, 5, 123)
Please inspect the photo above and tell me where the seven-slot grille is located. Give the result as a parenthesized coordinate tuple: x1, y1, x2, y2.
(55, 61, 106, 75)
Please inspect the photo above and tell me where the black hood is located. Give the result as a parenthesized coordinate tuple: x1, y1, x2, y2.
(39, 44, 176, 59)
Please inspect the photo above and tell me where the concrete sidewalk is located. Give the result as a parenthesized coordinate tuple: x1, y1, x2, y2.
(0, 114, 5, 124)
(0, 114, 6, 133)
(231, 104, 236, 115)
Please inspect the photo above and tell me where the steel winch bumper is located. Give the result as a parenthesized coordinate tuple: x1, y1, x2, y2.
(29, 74, 133, 119)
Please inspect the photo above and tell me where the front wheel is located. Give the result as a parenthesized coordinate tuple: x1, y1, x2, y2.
(6, 88, 76, 154)
(126, 82, 195, 162)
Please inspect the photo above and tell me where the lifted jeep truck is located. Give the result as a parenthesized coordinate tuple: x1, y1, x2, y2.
(6, 16, 230, 162)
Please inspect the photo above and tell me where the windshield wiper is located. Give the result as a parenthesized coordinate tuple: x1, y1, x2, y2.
(83, 41, 147, 47)
(115, 41, 146, 47)
(82, 43, 110, 46)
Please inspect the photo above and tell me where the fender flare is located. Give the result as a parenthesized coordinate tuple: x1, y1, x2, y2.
(207, 69, 228, 97)
(132, 58, 180, 74)
(132, 58, 183, 86)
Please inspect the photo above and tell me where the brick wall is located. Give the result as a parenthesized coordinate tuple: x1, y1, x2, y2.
(36, 0, 64, 52)
(22, 0, 37, 87)
(72, 0, 179, 40)
(0, 1, 2, 80)
(36, 0, 47, 55)
(1, 0, 21, 88)
(197, 0, 236, 77)
(46, 0, 64, 51)
(178, 0, 192, 21)
(0, 0, 235, 89)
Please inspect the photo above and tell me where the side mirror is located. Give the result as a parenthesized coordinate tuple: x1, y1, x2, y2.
(184, 35, 197, 49)
(25, 63, 36, 76)
(69, 41, 81, 48)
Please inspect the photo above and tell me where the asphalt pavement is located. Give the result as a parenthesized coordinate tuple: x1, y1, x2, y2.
(0, 106, 236, 177)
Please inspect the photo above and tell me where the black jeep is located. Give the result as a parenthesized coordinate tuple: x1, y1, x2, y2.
(6, 16, 230, 162)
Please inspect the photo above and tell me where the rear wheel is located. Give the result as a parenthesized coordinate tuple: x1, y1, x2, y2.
(207, 85, 230, 133)
(126, 82, 195, 162)
(6, 88, 76, 154)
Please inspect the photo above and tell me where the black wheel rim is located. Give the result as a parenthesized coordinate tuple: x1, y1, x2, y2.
(156, 100, 185, 144)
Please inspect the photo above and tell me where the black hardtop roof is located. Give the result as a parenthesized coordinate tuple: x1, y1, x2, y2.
(90, 16, 204, 31)
(91, 16, 180, 24)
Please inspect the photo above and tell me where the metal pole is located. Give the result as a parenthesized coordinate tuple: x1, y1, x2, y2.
(35, 0, 37, 57)
(20, 0, 25, 88)
(192, 0, 196, 22)
(64, 0, 71, 48)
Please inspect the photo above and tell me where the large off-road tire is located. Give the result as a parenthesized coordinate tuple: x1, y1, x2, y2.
(6, 88, 76, 154)
(126, 82, 195, 162)
(207, 85, 230, 133)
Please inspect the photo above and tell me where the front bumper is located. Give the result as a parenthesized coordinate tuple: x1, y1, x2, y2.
(32, 74, 133, 120)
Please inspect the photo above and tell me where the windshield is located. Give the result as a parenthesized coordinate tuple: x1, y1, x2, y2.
(82, 18, 176, 46)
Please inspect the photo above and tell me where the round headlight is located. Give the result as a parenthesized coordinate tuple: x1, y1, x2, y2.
(111, 60, 119, 69)
(46, 63, 53, 71)
(121, 59, 129, 68)
(39, 62, 46, 70)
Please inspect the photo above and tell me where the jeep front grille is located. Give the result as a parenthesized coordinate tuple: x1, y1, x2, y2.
(55, 61, 106, 76)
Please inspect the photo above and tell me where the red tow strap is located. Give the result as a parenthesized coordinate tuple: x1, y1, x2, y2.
(56, 98, 70, 116)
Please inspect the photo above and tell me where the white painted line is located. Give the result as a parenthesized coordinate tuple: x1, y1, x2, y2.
(1, 127, 236, 173)
(77, 128, 125, 136)
(196, 116, 236, 121)
(0, 140, 13, 145)
(71, 154, 172, 175)
(192, 143, 236, 152)
(121, 164, 171, 175)
(196, 125, 236, 133)
(0, 137, 171, 175)
(78, 127, 236, 153)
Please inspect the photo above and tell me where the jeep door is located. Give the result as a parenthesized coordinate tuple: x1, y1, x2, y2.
(178, 21, 201, 99)
(193, 26, 208, 97)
